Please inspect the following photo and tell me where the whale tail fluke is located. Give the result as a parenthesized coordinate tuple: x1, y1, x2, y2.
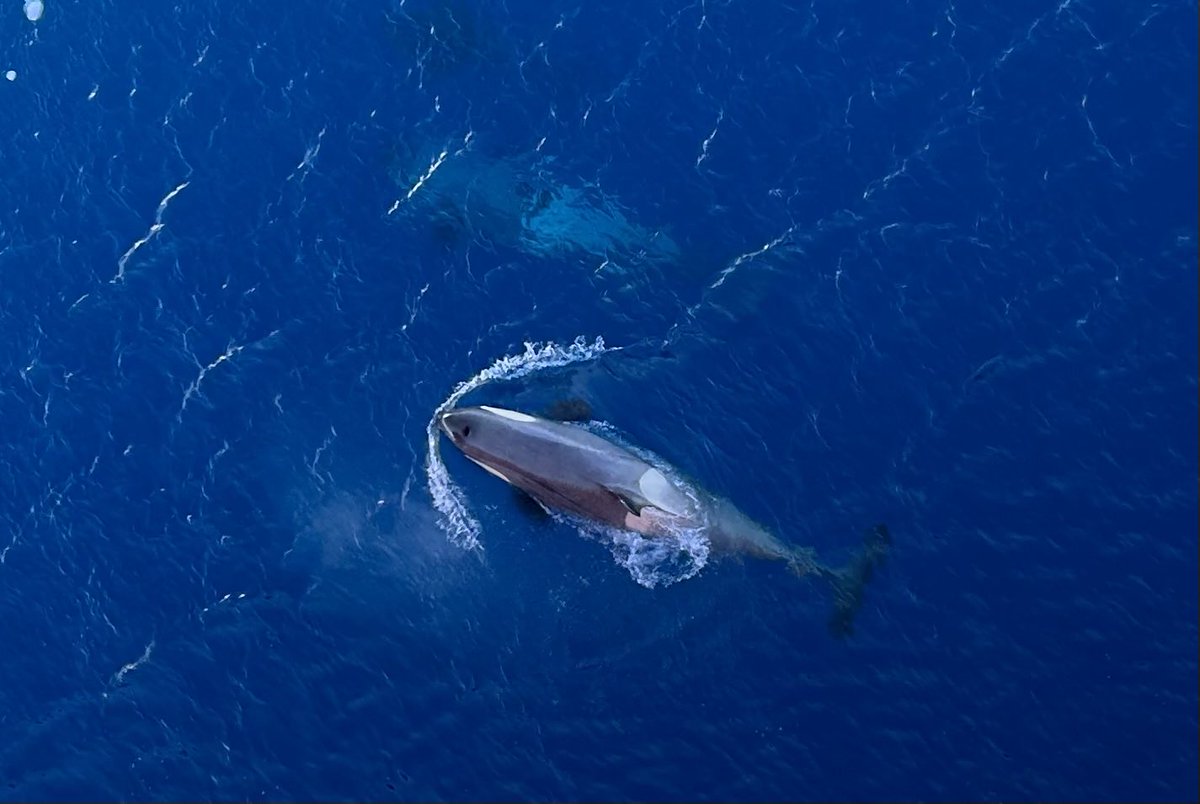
(789, 523, 891, 637)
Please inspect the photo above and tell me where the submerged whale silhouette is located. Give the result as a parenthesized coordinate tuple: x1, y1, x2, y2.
(438, 405, 890, 635)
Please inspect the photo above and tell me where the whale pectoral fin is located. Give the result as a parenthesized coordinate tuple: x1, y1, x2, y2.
(607, 488, 678, 537)
(604, 486, 645, 516)
(511, 487, 551, 520)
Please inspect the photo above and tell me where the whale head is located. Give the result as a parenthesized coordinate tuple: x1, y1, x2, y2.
(439, 405, 538, 446)
(437, 406, 545, 485)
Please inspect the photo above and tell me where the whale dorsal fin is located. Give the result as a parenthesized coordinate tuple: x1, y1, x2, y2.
(540, 398, 593, 422)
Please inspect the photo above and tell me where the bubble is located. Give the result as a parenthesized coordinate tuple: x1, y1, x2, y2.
(24, 0, 44, 23)
(4, 71, 15, 82)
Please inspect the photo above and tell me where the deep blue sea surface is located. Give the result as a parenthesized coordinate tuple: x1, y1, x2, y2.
(2, 1, 1197, 800)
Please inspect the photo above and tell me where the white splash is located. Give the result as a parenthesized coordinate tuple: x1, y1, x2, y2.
(24, 0, 44, 23)
(112, 639, 155, 686)
(603, 523, 710, 588)
(426, 336, 618, 549)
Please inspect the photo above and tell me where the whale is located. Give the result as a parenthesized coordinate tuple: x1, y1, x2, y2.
(438, 405, 890, 635)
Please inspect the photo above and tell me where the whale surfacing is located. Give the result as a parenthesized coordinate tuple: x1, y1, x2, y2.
(438, 405, 890, 635)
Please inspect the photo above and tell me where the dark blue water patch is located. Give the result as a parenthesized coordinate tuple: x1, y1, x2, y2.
(2, 0, 1197, 800)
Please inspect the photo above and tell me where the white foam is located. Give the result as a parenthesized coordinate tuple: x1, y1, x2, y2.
(594, 519, 710, 589)
(426, 336, 618, 550)
(5, 71, 15, 82)
(110, 639, 155, 687)
(24, 0, 44, 23)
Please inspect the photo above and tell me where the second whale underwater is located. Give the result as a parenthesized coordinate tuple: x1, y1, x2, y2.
(439, 405, 890, 635)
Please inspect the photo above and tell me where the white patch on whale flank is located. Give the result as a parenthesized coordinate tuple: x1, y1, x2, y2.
(467, 455, 514, 485)
(638, 468, 689, 516)
(480, 405, 538, 423)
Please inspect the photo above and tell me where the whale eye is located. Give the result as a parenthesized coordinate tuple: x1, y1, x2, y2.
(461, 425, 471, 438)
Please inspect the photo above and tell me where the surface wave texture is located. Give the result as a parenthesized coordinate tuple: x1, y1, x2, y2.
(1, 0, 1196, 801)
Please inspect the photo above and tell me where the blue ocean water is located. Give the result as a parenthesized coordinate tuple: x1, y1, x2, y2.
(2, 0, 1196, 800)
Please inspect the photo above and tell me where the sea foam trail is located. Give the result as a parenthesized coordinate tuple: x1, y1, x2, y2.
(426, 336, 618, 550)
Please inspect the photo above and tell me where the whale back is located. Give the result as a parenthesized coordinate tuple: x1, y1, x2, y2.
(442, 406, 693, 530)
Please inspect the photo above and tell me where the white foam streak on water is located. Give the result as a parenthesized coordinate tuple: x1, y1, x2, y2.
(603, 523, 710, 589)
(426, 336, 618, 550)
